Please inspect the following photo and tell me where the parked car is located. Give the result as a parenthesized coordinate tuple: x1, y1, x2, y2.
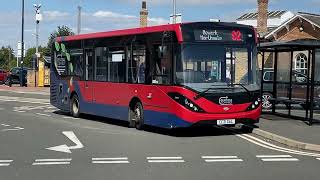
(0, 69, 8, 84)
(260, 69, 320, 109)
(5, 67, 29, 87)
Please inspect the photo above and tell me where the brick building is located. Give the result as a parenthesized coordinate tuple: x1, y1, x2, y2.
(265, 12, 320, 41)
(238, 9, 320, 74)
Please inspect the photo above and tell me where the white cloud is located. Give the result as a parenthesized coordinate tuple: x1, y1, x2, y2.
(148, 17, 169, 25)
(43, 11, 70, 21)
(93, 11, 136, 19)
(115, 0, 256, 6)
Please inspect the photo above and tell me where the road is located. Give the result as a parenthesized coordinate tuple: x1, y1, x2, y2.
(0, 90, 319, 180)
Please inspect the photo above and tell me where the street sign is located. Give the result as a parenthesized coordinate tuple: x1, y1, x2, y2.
(17, 42, 26, 58)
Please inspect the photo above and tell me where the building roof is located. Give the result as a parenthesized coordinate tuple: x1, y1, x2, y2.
(299, 12, 320, 27)
(259, 39, 320, 51)
(265, 12, 320, 39)
(237, 11, 287, 20)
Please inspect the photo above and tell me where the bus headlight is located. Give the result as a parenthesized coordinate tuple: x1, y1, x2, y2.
(247, 99, 261, 111)
(168, 92, 205, 113)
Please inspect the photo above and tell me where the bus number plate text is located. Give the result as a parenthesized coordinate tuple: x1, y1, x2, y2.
(217, 119, 236, 125)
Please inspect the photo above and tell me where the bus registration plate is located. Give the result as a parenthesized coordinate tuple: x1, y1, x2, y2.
(217, 119, 236, 125)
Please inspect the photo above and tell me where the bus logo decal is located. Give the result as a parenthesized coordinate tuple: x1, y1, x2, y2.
(232, 30, 242, 41)
(219, 96, 233, 105)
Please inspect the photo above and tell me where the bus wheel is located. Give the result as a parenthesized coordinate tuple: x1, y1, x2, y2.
(262, 93, 273, 109)
(133, 102, 144, 130)
(128, 107, 136, 128)
(71, 95, 80, 118)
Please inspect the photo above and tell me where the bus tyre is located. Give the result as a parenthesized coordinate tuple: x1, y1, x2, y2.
(71, 95, 80, 118)
(240, 125, 253, 133)
(128, 107, 136, 128)
(133, 102, 144, 130)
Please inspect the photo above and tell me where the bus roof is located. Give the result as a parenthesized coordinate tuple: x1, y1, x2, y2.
(56, 23, 183, 43)
(55, 22, 255, 44)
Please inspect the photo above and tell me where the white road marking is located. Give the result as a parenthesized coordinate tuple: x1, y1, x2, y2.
(256, 155, 292, 158)
(35, 159, 72, 162)
(32, 158, 71, 165)
(317, 158, 320, 160)
(92, 161, 130, 164)
(32, 162, 70, 165)
(44, 110, 56, 113)
(0, 160, 13, 163)
(0, 163, 10, 166)
(0, 96, 49, 105)
(147, 157, 183, 160)
(147, 160, 185, 163)
(35, 113, 51, 117)
(202, 156, 243, 162)
(0, 90, 49, 96)
(1, 127, 24, 132)
(46, 131, 84, 153)
(1, 124, 10, 127)
(0, 160, 13, 167)
(256, 155, 299, 162)
(92, 157, 128, 161)
(261, 158, 299, 162)
(201, 156, 238, 159)
(147, 157, 185, 163)
(63, 117, 79, 120)
(92, 157, 129, 164)
(204, 159, 243, 162)
(218, 126, 320, 157)
(13, 110, 26, 113)
(236, 133, 320, 157)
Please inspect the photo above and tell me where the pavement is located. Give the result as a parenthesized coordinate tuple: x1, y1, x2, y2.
(0, 84, 49, 95)
(1, 87, 320, 180)
(253, 114, 320, 152)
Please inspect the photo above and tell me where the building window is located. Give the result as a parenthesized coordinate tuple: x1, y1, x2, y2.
(295, 53, 308, 75)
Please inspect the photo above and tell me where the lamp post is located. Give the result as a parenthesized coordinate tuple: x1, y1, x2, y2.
(172, 0, 176, 24)
(33, 4, 42, 67)
(20, 0, 25, 87)
(77, 5, 82, 34)
(33, 4, 42, 87)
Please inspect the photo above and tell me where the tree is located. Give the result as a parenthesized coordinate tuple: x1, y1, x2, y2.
(47, 26, 75, 49)
(24, 46, 50, 68)
(0, 46, 15, 70)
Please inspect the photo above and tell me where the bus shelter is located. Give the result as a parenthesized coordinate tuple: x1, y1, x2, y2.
(258, 39, 320, 125)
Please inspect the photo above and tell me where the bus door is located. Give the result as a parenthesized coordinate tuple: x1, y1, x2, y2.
(83, 49, 94, 103)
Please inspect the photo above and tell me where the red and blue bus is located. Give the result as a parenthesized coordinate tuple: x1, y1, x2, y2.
(51, 22, 261, 130)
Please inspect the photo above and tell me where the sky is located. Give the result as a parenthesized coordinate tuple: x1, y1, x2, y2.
(0, 0, 319, 51)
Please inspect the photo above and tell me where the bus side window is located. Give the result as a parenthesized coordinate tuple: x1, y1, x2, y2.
(95, 47, 108, 82)
(69, 49, 84, 79)
(128, 45, 146, 84)
(108, 48, 126, 83)
(152, 45, 172, 85)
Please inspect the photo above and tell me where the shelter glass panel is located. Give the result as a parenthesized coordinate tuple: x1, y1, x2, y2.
(276, 52, 291, 82)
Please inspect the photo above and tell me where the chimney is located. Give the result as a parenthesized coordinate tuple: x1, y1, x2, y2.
(257, 0, 268, 34)
(140, 1, 148, 27)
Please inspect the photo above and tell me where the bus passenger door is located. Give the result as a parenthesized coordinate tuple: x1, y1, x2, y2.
(83, 49, 94, 103)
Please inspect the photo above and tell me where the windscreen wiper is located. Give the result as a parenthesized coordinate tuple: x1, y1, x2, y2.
(193, 86, 234, 100)
(229, 83, 251, 95)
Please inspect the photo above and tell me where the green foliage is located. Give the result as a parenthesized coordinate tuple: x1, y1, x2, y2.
(24, 46, 50, 68)
(0, 46, 15, 70)
(47, 26, 75, 49)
